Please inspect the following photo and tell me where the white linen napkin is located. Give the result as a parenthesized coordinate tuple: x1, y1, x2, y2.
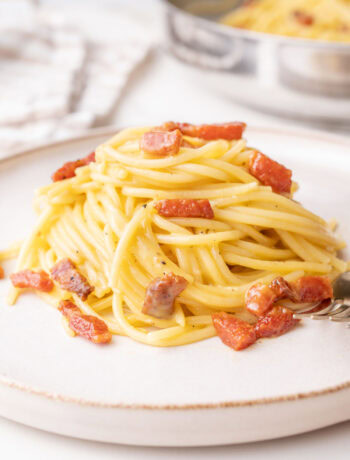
(0, 1, 152, 158)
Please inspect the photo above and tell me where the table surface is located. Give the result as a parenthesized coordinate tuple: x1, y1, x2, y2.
(1, 0, 349, 458)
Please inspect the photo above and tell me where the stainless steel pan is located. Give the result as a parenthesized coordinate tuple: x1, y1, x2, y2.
(162, 0, 350, 125)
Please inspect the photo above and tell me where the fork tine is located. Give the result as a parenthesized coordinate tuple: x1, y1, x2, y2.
(292, 303, 320, 315)
(330, 316, 350, 322)
(293, 302, 337, 319)
(328, 305, 350, 322)
(327, 305, 350, 316)
(294, 300, 350, 322)
(310, 304, 349, 320)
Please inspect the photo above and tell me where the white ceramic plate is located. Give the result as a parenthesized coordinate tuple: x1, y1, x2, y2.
(0, 127, 349, 447)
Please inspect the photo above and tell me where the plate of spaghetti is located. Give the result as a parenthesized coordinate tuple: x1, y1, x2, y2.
(0, 123, 349, 446)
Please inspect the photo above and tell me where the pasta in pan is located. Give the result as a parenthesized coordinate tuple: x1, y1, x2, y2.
(221, 0, 350, 42)
(1, 122, 347, 350)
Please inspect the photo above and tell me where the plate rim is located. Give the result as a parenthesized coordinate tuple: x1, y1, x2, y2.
(1, 124, 350, 411)
(1, 375, 350, 410)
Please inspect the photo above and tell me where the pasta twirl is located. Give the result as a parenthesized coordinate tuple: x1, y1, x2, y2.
(2, 124, 347, 348)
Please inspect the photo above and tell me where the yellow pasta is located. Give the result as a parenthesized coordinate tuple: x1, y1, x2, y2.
(1, 124, 347, 348)
(221, 0, 350, 42)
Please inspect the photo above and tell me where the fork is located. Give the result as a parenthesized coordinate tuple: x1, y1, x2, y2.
(293, 271, 350, 322)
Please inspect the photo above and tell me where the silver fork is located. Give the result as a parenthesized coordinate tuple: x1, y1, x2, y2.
(293, 272, 350, 323)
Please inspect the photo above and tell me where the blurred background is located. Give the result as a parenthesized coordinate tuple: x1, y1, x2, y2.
(1, 0, 349, 158)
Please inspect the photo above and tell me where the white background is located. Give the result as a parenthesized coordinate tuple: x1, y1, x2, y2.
(1, 0, 349, 458)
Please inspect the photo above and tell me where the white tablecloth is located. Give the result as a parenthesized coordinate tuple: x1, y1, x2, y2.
(0, 0, 151, 156)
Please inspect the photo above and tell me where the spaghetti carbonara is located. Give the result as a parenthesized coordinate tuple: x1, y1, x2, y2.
(221, 0, 350, 42)
(0, 122, 347, 349)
